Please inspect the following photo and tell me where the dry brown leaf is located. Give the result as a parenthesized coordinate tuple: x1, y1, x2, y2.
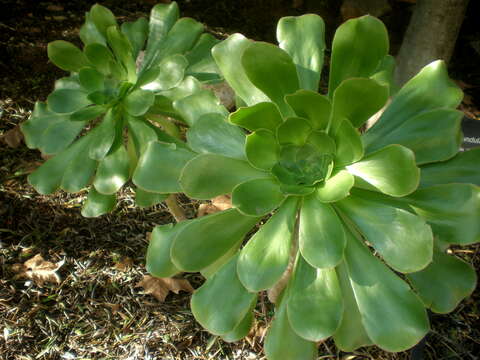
(12, 254, 64, 287)
(1, 125, 23, 148)
(114, 256, 134, 271)
(135, 275, 194, 302)
(197, 195, 232, 217)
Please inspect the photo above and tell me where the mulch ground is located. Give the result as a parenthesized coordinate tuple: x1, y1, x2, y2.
(1, 1, 479, 359)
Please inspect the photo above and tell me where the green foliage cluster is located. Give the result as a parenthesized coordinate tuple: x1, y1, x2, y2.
(22, 2, 221, 216)
(23, 3, 480, 359)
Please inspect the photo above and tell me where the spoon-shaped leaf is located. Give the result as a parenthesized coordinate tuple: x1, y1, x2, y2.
(81, 188, 116, 217)
(342, 225, 430, 352)
(299, 195, 346, 268)
(277, 14, 325, 91)
(93, 143, 130, 195)
(229, 102, 283, 132)
(171, 209, 260, 271)
(346, 144, 419, 197)
(237, 197, 298, 292)
(48, 40, 90, 72)
(337, 191, 433, 273)
(287, 256, 343, 342)
(191, 254, 257, 335)
(242, 42, 299, 117)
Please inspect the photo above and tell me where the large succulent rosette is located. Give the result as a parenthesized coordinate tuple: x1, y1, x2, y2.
(21, 2, 223, 216)
(144, 14, 480, 359)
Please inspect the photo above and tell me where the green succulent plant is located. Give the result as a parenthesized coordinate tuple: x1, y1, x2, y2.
(21, 2, 222, 217)
(145, 14, 480, 359)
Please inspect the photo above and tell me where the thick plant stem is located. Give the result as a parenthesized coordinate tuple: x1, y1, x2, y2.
(165, 194, 186, 222)
(395, 0, 469, 86)
(267, 212, 300, 303)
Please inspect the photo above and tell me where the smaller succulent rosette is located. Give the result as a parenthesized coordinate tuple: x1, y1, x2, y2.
(21, 2, 222, 216)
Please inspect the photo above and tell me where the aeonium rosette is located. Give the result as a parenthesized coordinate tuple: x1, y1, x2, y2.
(21, 2, 223, 217)
(143, 14, 480, 360)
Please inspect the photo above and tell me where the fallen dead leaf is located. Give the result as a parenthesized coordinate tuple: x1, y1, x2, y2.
(114, 256, 134, 272)
(1, 125, 23, 148)
(202, 82, 236, 110)
(12, 254, 64, 287)
(197, 195, 232, 217)
(135, 275, 194, 302)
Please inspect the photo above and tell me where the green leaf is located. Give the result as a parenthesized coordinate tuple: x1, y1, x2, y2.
(346, 144, 419, 197)
(28, 133, 93, 194)
(264, 299, 317, 360)
(90, 4, 117, 38)
(201, 244, 241, 280)
(299, 196, 346, 268)
(419, 148, 480, 187)
(242, 42, 299, 117)
(185, 33, 221, 80)
(232, 178, 285, 216)
(330, 78, 388, 129)
(404, 184, 480, 245)
(22, 102, 85, 155)
(370, 54, 396, 90)
(79, 67, 104, 92)
(333, 119, 363, 167)
(135, 187, 168, 208)
(187, 113, 246, 160)
(48, 40, 90, 72)
(277, 117, 312, 146)
(211, 34, 269, 106)
(221, 303, 255, 342)
(142, 2, 179, 71)
(343, 225, 430, 352)
(229, 102, 283, 132)
(71, 105, 106, 122)
(141, 54, 188, 91)
(337, 192, 433, 273)
(133, 142, 195, 194)
(88, 110, 117, 160)
(315, 169, 354, 203)
(364, 109, 463, 165)
(93, 143, 130, 194)
(146, 223, 189, 278)
(171, 209, 260, 271)
(123, 89, 155, 117)
(121, 17, 148, 57)
(285, 90, 331, 130)
(191, 254, 257, 335)
(277, 14, 325, 91)
(173, 89, 228, 126)
(407, 247, 477, 314)
(287, 256, 343, 342)
(237, 197, 298, 292)
(180, 154, 269, 199)
(333, 262, 372, 351)
(245, 129, 279, 170)
(328, 15, 388, 95)
(127, 115, 159, 155)
(47, 89, 91, 114)
(106, 26, 136, 82)
(79, 11, 106, 46)
(364, 60, 463, 146)
(60, 146, 97, 193)
(81, 188, 116, 217)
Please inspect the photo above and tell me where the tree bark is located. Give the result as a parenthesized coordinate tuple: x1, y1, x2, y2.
(395, 0, 469, 86)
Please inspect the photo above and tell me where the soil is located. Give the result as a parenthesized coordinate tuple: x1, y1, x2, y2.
(1, 1, 479, 359)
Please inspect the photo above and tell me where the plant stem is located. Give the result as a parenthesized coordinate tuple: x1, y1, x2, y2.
(165, 194, 186, 222)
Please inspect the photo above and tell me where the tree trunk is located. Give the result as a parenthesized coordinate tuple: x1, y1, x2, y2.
(395, 0, 469, 86)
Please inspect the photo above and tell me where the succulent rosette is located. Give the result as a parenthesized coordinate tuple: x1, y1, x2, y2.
(21, 2, 222, 216)
(145, 13, 480, 359)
